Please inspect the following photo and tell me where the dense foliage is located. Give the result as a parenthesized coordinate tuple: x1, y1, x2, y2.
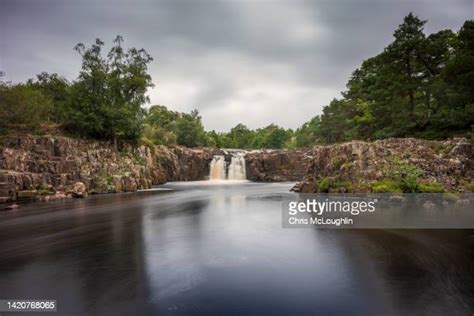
(143, 106, 292, 149)
(309, 15, 474, 144)
(1, 14, 472, 148)
(1, 36, 153, 143)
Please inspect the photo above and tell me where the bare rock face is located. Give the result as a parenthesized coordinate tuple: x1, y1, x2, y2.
(291, 138, 473, 193)
(160, 146, 222, 181)
(245, 149, 313, 181)
(0, 135, 471, 202)
(0, 135, 218, 203)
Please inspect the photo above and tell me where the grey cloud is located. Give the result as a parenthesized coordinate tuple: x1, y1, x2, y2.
(1, 0, 471, 131)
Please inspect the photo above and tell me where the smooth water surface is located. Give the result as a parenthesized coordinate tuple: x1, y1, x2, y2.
(0, 182, 473, 315)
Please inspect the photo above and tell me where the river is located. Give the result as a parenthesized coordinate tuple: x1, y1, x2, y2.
(0, 182, 473, 315)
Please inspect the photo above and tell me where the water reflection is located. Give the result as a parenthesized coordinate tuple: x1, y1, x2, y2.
(0, 182, 472, 315)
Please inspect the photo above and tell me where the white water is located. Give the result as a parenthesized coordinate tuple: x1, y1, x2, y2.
(209, 156, 226, 180)
(228, 153, 246, 180)
(209, 152, 247, 180)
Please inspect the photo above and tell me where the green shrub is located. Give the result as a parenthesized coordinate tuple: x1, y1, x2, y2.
(142, 125, 177, 146)
(430, 142, 452, 155)
(330, 180, 353, 192)
(0, 83, 52, 132)
(37, 184, 55, 195)
(418, 181, 445, 193)
(316, 178, 330, 193)
(393, 161, 425, 193)
(315, 178, 353, 193)
(331, 158, 344, 170)
(465, 181, 474, 192)
(371, 179, 403, 193)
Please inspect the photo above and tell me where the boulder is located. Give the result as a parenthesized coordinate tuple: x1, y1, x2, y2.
(72, 182, 87, 198)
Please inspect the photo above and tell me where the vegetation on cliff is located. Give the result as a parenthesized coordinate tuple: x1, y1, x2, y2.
(287, 138, 473, 194)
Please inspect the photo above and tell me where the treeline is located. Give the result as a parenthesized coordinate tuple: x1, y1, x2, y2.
(1, 14, 473, 149)
(0, 36, 153, 144)
(310, 14, 474, 144)
(143, 107, 293, 148)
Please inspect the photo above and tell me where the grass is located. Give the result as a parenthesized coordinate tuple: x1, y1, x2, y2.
(430, 142, 453, 155)
(330, 158, 345, 170)
(418, 181, 445, 193)
(315, 177, 353, 193)
(139, 136, 157, 154)
(465, 181, 474, 192)
(371, 179, 403, 193)
(316, 178, 330, 193)
(371, 178, 447, 193)
(37, 184, 56, 195)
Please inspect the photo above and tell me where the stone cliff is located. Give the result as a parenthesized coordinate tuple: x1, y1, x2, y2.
(245, 138, 473, 193)
(1, 135, 472, 204)
(0, 135, 219, 203)
(295, 138, 474, 192)
(245, 149, 313, 181)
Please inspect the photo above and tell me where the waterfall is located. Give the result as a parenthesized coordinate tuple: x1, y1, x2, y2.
(209, 156, 226, 180)
(228, 153, 246, 180)
(209, 151, 247, 181)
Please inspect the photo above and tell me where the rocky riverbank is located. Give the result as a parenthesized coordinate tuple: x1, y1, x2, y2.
(287, 138, 473, 193)
(0, 135, 220, 203)
(1, 135, 472, 204)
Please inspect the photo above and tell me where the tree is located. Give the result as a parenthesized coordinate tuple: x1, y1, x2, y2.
(27, 72, 71, 123)
(175, 110, 207, 147)
(251, 124, 291, 149)
(146, 105, 180, 130)
(66, 36, 153, 143)
(313, 14, 472, 143)
(294, 116, 321, 147)
(0, 83, 51, 133)
(444, 20, 474, 134)
(227, 123, 254, 148)
(390, 13, 427, 114)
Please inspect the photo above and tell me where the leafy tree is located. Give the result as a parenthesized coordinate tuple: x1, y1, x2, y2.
(0, 83, 51, 133)
(227, 123, 254, 148)
(175, 110, 207, 147)
(294, 116, 321, 147)
(144, 106, 208, 147)
(310, 14, 473, 144)
(146, 105, 180, 130)
(27, 72, 71, 123)
(251, 124, 291, 149)
(66, 36, 153, 143)
(444, 20, 474, 134)
(317, 99, 358, 143)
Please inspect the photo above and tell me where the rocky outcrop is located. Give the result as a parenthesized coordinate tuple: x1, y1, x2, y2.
(245, 149, 313, 181)
(1, 135, 472, 203)
(157, 146, 223, 181)
(291, 138, 473, 193)
(0, 135, 218, 203)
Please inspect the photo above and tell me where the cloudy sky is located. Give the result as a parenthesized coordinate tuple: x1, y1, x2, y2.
(1, 0, 472, 131)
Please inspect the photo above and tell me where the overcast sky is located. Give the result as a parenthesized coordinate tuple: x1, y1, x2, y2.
(1, 0, 472, 131)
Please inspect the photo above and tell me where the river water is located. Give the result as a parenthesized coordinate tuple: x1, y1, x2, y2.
(0, 182, 473, 315)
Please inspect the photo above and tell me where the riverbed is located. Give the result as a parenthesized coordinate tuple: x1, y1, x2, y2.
(0, 182, 473, 315)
